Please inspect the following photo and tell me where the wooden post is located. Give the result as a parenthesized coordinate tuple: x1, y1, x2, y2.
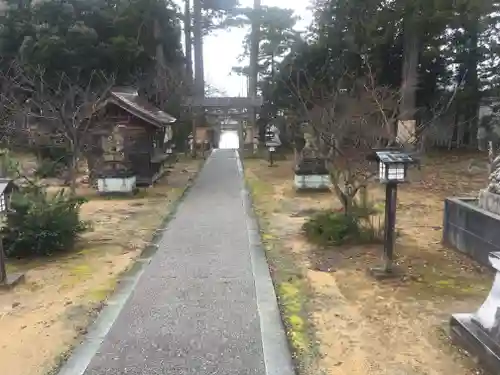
(383, 182, 398, 273)
(0, 150, 6, 178)
(0, 234, 25, 288)
(268, 148, 274, 166)
(0, 240, 6, 284)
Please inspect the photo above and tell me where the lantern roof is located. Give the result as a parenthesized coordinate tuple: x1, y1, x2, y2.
(374, 151, 415, 164)
(0, 178, 16, 195)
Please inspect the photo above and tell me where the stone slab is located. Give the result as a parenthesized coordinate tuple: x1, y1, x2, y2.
(0, 272, 25, 290)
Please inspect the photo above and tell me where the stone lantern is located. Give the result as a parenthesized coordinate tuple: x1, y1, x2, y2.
(451, 251, 500, 374)
(265, 124, 281, 166)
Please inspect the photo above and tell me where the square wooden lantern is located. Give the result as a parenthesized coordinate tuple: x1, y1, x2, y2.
(375, 151, 415, 184)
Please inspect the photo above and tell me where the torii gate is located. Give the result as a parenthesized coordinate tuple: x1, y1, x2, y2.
(182, 96, 263, 149)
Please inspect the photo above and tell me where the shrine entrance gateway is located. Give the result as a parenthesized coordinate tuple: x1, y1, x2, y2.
(182, 96, 263, 149)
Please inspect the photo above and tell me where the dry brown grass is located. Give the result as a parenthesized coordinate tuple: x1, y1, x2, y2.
(245, 150, 491, 375)
(0, 156, 203, 375)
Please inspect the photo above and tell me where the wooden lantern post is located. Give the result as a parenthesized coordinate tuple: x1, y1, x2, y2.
(0, 241, 7, 284)
(368, 149, 417, 277)
(0, 179, 25, 289)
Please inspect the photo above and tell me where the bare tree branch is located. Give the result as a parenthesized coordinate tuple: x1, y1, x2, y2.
(0, 61, 115, 193)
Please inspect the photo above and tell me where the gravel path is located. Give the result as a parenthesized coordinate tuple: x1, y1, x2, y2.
(76, 149, 292, 375)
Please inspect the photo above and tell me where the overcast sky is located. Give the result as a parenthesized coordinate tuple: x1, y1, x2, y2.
(177, 0, 313, 97)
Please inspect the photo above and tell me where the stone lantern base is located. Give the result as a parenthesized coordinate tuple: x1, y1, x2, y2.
(96, 169, 137, 196)
(450, 252, 500, 374)
(450, 314, 500, 374)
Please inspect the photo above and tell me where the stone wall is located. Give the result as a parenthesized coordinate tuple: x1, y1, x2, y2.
(443, 197, 500, 268)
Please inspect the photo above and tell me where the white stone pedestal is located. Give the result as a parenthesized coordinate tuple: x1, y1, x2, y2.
(97, 176, 137, 194)
(294, 174, 331, 190)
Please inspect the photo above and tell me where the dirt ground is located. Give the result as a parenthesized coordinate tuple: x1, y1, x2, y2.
(244, 151, 492, 375)
(0, 156, 202, 375)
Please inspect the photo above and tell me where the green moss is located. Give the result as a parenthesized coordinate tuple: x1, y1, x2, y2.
(6, 263, 18, 272)
(71, 264, 92, 275)
(246, 177, 273, 196)
(245, 171, 320, 373)
(374, 202, 385, 212)
(288, 313, 305, 331)
(406, 266, 491, 299)
(88, 278, 118, 302)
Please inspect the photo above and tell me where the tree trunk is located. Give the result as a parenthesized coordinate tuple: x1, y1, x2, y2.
(248, 0, 261, 152)
(153, 18, 167, 104)
(184, 0, 193, 89)
(68, 142, 78, 195)
(193, 0, 204, 97)
(462, 14, 480, 147)
(192, 0, 204, 157)
(398, 12, 419, 147)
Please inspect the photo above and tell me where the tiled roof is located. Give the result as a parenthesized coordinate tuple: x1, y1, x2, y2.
(109, 87, 176, 127)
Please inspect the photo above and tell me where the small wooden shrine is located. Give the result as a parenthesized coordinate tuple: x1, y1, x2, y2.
(87, 87, 177, 188)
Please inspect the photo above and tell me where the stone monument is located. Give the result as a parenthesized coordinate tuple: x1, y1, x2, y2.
(451, 252, 500, 374)
(294, 124, 330, 191)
